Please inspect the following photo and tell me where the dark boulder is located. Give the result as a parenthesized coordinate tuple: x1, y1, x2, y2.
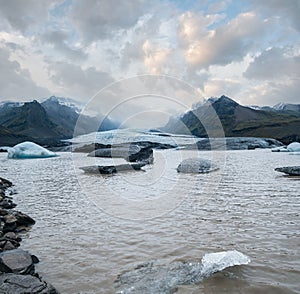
(0, 199, 17, 209)
(0, 273, 59, 294)
(0, 249, 38, 275)
(80, 162, 147, 175)
(12, 211, 36, 227)
(177, 158, 219, 173)
(0, 177, 13, 189)
(189, 137, 284, 150)
(275, 166, 300, 176)
(2, 214, 18, 233)
(88, 144, 154, 164)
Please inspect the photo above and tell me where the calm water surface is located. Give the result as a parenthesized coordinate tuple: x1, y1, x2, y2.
(0, 149, 299, 293)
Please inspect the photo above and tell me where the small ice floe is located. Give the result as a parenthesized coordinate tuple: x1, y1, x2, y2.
(114, 250, 250, 294)
(7, 142, 57, 159)
(201, 250, 251, 277)
(272, 142, 300, 153)
(177, 158, 219, 173)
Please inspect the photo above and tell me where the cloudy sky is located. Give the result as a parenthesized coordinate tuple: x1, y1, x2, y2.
(0, 0, 299, 111)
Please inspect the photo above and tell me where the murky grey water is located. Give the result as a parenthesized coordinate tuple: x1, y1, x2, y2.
(0, 149, 299, 293)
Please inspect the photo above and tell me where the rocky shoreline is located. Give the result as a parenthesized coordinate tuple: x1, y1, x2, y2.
(0, 177, 59, 293)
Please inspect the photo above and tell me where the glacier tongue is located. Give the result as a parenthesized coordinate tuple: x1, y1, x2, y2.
(7, 141, 58, 159)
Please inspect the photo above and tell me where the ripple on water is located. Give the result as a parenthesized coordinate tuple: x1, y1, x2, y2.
(0, 149, 299, 293)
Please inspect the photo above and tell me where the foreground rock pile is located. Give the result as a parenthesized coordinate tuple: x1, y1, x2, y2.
(0, 176, 59, 293)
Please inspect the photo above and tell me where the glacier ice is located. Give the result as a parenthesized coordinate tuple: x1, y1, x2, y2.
(272, 142, 300, 152)
(7, 142, 58, 159)
(287, 142, 300, 152)
(114, 250, 250, 293)
(201, 250, 251, 277)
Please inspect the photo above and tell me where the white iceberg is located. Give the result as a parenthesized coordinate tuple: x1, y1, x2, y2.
(115, 250, 250, 293)
(272, 142, 300, 152)
(7, 141, 58, 159)
(287, 142, 300, 152)
(271, 146, 288, 152)
(201, 250, 251, 277)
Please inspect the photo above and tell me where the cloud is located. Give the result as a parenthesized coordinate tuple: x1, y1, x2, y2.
(181, 12, 268, 69)
(40, 30, 87, 61)
(142, 40, 171, 74)
(250, 0, 300, 32)
(0, 0, 54, 33)
(203, 78, 242, 99)
(240, 78, 300, 106)
(0, 46, 50, 100)
(70, 0, 149, 42)
(0, 0, 298, 108)
(240, 46, 300, 105)
(47, 61, 114, 99)
(244, 47, 300, 80)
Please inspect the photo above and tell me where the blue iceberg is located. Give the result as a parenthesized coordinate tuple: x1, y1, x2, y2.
(7, 142, 58, 159)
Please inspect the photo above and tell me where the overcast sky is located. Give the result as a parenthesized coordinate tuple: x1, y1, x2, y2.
(0, 0, 299, 112)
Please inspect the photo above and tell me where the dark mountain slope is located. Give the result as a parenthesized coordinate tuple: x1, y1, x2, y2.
(0, 100, 65, 139)
(0, 125, 33, 146)
(164, 95, 300, 144)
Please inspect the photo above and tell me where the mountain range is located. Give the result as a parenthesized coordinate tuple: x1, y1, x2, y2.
(1, 95, 299, 147)
(163, 95, 300, 144)
(0, 96, 119, 146)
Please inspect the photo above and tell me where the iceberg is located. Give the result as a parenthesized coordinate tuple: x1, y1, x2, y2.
(7, 142, 58, 159)
(114, 250, 250, 293)
(201, 250, 251, 277)
(272, 142, 300, 152)
(287, 142, 300, 152)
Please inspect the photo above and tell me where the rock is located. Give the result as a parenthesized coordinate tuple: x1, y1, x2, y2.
(80, 162, 147, 174)
(0, 273, 59, 294)
(0, 233, 21, 251)
(191, 137, 283, 151)
(79, 141, 177, 164)
(4, 232, 22, 242)
(0, 199, 17, 209)
(0, 209, 8, 216)
(12, 211, 35, 227)
(275, 166, 300, 176)
(0, 249, 38, 275)
(0, 177, 13, 189)
(88, 144, 154, 164)
(177, 158, 219, 173)
(3, 241, 17, 251)
(2, 214, 18, 233)
(74, 141, 177, 153)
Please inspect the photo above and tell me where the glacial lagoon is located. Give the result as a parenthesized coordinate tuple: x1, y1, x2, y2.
(0, 131, 299, 293)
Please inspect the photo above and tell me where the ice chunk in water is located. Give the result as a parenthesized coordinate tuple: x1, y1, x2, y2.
(114, 250, 251, 293)
(7, 141, 58, 159)
(201, 250, 251, 276)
